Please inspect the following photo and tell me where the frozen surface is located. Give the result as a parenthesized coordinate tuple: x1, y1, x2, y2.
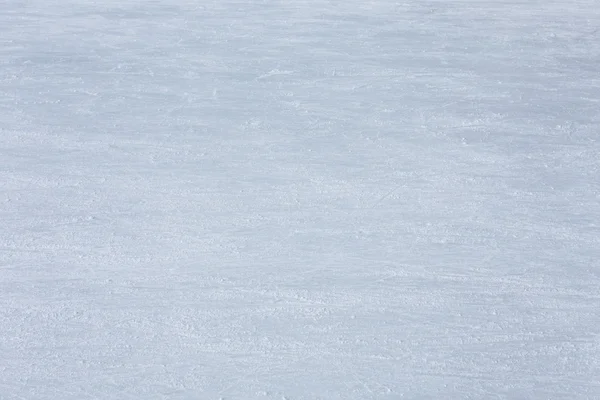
(1, 0, 600, 399)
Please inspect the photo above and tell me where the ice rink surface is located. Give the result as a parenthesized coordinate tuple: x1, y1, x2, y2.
(1, 1, 599, 399)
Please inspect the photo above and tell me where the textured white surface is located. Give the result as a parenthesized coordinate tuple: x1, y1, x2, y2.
(1, 1, 599, 399)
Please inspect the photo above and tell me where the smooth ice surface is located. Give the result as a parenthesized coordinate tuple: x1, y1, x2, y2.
(1, 1, 600, 399)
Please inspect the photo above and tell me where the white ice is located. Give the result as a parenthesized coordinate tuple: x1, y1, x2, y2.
(1, 0, 599, 399)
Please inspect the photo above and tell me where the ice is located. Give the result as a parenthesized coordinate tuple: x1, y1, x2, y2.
(1, 1, 599, 399)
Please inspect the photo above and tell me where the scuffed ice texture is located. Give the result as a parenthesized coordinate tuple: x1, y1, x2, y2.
(1, 0, 599, 399)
